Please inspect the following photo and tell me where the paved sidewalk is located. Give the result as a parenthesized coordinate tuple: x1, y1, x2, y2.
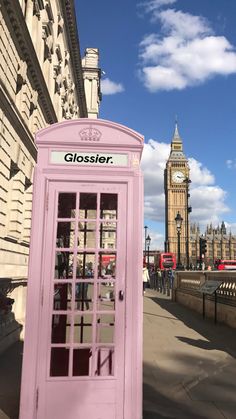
(0, 341, 23, 419)
(1, 290, 236, 418)
(143, 289, 236, 419)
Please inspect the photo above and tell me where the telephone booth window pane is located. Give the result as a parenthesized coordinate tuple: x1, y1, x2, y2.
(74, 314, 93, 343)
(100, 194, 117, 219)
(73, 348, 92, 376)
(55, 252, 74, 279)
(51, 314, 71, 343)
(95, 348, 114, 376)
(54, 283, 72, 311)
(56, 222, 75, 248)
(96, 314, 115, 343)
(97, 283, 115, 311)
(100, 222, 117, 249)
(99, 253, 116, 278)
(76, 253, 95, 279)
(50, 348, 69, 377)
(78, 222, 96, 249)
(75, 282, 93, 311)
(79, 193, 97, 219)
(58, 193, 76, 218)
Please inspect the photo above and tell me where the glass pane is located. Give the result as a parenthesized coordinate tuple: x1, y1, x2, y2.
(56, 222, 75, 248)
(100, 194, 117, 219)
(99, 253, 116, 278)
(75, 282, 93, 311)
(97, 283, 115, 311)
(51, 314, 71, 343)
(95, 348, 114, 376)
(79, 193, 97, 219)
(74, 314, 93, 344)
(50, 348, 69, 377)
(58, 193, 76, 218)
(76, 253, 95, 279)
(73, 348, 92, 376)
(78, 222, 96, 249)
(100, 222, 116, 249)
(54, 283, 72, 310)
(55, 252, 73, 279)
(96, 314, 115, 343)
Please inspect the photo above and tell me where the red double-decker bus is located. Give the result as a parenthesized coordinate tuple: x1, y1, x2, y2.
(156, 252, 176, 270)
(214, 259, 236, 270)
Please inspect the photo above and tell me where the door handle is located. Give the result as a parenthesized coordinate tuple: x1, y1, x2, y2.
(119, 290, 124, 301)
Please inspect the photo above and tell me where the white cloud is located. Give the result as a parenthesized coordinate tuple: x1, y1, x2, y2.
(140, 0, 177, 14)
(101, 78, 124, 95)
(226, 159, 236, 169)
(139, 4, 236, 91)
(141, 139, 230, 230)
(143, 228, 165, 251)
(188, 158, 214, 185)
(158, 9, 211, 38)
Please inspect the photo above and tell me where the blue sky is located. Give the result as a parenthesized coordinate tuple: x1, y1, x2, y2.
(76, 0, 236, 250)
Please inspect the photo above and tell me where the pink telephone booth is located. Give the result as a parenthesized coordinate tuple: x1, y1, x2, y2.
(19, 119, 144, 419)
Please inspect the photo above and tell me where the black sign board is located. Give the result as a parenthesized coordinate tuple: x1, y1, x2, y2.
(199, 280, 223, 295)
(163, 261, 174, 268)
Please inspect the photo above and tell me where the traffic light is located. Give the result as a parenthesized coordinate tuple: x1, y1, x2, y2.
(199, 237, 207, 255)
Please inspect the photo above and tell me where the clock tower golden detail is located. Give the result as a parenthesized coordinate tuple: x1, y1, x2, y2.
(164, 123, 190, 264)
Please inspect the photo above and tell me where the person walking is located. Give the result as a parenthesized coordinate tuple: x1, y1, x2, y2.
(143, 262, 150, 294)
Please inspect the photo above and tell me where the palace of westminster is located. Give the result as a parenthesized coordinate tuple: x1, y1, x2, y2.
(165, 124, 236, 267)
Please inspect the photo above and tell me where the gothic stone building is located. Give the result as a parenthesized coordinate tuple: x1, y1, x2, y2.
(190, 222, 236, 267)
(164, 123, 190, 263)
(164, 124, 236, 268)
(0, 0, 101, 352)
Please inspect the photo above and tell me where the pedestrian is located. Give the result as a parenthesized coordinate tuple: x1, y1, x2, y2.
(142, 262, 150, 294)
(157, 269, 162, 291)
(168, 269, 175, 289)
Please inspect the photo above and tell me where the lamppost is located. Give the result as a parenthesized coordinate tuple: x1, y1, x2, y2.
(184, 178, 192, 270)
(146, 235, 151, 272)
(144, 225, 148, 264)
(175, 212, 183, 270)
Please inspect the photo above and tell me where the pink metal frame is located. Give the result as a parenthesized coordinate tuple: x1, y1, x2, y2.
(19, 119, 144, 419)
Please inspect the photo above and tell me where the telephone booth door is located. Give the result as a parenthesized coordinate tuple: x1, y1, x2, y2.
(35, 181, 127, 418)
(20, 118, 144, 419)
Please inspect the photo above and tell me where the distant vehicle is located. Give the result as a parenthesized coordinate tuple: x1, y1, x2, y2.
(214, 259, 236, 270)
(156, 252, 176, 270)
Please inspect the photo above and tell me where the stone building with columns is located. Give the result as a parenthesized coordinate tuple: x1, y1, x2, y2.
(189, 222, 236, 268)
(0, 0, 101, 351)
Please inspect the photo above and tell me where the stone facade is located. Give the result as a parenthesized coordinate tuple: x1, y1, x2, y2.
(164, 123, 190, 262)
(189, 222, 236, 268)
(0, 0, 101, 280)
(164, 124, 236, 268)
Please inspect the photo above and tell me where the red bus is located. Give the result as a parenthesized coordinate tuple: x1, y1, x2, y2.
(214, 259, 236, 270)
(156, 252, 176, 270)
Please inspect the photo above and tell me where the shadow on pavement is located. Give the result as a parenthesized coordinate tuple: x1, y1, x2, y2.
(149, 295, 236, 359)
(143, 362, 207, 419)
(0, 340, 23, 419)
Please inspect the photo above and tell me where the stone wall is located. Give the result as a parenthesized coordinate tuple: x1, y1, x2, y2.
(173, 271, 236, 328)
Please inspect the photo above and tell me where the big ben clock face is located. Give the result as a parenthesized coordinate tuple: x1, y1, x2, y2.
(172, 171, 185, 183)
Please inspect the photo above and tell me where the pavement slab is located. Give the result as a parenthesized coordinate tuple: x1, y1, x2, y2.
(143, 289, 236, 419)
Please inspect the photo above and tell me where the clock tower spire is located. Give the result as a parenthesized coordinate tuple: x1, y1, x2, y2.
(164, 123, 190, 266)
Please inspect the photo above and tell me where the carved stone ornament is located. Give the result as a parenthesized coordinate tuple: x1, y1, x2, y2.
(79, 126, 102, 142)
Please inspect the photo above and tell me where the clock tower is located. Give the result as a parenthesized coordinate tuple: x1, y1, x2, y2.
(164, 123, 190, 264)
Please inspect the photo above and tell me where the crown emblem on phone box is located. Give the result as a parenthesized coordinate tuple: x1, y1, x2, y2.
(79, 126, 101, 141)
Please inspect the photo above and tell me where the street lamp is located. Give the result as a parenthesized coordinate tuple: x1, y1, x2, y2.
(175, 211, 183, 270)
(144, 225, 148, 264)
(184, 178, 192, 270)
(146, 234, 151, 271)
